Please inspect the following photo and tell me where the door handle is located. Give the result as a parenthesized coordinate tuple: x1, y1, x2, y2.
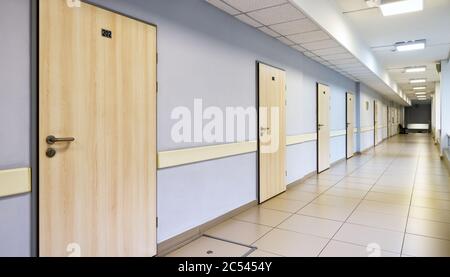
(46, 135, 75, 145)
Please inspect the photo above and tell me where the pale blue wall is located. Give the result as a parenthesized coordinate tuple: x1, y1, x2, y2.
(0, 0, 398, 251)
(0, 0, 31, 257)
(440, 60, 450, 151)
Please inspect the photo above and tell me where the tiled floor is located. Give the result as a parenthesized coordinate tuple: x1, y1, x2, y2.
(167, 134, 450, 257)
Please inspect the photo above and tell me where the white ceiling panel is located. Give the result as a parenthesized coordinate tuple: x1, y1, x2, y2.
(270, 18, 319, 36)
(222, 0, 287, 13)
(247, 3, 305, 25)
(258, 26, 281, 37)
(286, 30, 330, 44)
(330, 58, 360, 65)
(277, 36, 295, 46)
(301, 39, 340, 51)
(235, 14, 263, 28)
(206, 0, 240, 15)
(291, 45, 306, 52)
(321, 52, 353, 61)
(311, 47, 348, 56)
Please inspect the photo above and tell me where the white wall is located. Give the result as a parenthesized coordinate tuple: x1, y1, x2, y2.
(440, 61, 450, 152)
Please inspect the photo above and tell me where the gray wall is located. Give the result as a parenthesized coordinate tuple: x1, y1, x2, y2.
(405, 104, 432, 125)
(0, 0, 31, 257)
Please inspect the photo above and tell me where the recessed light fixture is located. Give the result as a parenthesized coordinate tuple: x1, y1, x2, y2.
(415, 92, 427, 95)
(404, 66, 426, 73)
(395, 40, 426, 52)
(380, 0, 424, 16)
(410, 79, 427, 84)
(413, 86, 427, 90)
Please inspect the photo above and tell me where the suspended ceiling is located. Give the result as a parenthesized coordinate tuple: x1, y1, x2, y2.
(206, 0, 418, 105)
(336, 0, 450, 102)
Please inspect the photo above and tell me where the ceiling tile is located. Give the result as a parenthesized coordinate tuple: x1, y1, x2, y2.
(235, 14, 263, 27)
(330, 58, 360, 65)
(286, 30, 330, 44)
(270, 18, 319, 36)
(277, 36, 295, 46)
(301, 39, 340, 51)
(321, 52, 354, 61)
(291, 45, 306, 52)
(312, 47, 348, 56)
(222, 0, 287, 13)
(258, 26, 280, 37)
(248, 3, 305, 25)
(206, 0, 241, 15)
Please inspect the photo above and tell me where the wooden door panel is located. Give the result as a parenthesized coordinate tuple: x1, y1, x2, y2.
(317, 84, 330, 173)
(346, 93, 354, 159)
(258, 63, 286, 203)
(39, 0, 157, 257)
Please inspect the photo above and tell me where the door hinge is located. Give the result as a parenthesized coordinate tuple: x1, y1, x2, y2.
(156, 53, 159, 64)
(156, 217, 159, 228)
(285, 170, 288, 176)
(156, 82, 159, 93)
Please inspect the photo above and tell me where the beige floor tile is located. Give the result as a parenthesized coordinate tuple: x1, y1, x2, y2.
(277, 190, 319, 202)
(414, 183, 450, 193)
(413, 190, 450, 201)
(261, 198, 308, 213)
(370, 185, 412, 196)
(312, 195, 360, 208)
(205, 219, 272, 245)
(278, 214, 343, 238)
(411, 197, 450, 211)
(253, 229, 329, 257)
(233, 207, 291, 227)
(409, 206, 450, 224)
(323, 187, 367, 199)
(334, 181, 372, 191)
(365, 191, 411, 205)
(298, 203, 355, 221)
(348, 210, 407, 232)
(316, 173, 345, 181)
(402, 234, 450, 257)
(319, 240, 400, 257)
(333, 223, 404, 253)
(247, 249, 283, 257)
(356, 200, 409, 217)
(289, 183, 330, 194)
(406, 218, 450, 240)
(304, 178, 339, 186)
(166, 236, 251, 257)
(341, 176, 378, 185)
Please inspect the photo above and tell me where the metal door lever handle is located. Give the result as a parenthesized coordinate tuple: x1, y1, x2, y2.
(46, 135, 75, 145)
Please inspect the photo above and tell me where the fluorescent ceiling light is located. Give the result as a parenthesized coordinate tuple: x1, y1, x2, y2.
(405, 66, 426, 73)
(413, 86, 427, 90)
(395, 40, 426, 52)
(410, 79, 426, 84)
(380, 0, 423, 16)
(415, 92, 427, 95)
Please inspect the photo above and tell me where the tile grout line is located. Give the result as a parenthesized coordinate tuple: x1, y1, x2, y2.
(400, 150, 422, 256)
(317, 139, 398, 257)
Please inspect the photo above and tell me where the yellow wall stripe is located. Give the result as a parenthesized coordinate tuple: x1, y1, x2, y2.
(286, 133, 316, 145)
(0, 168, 31, 198)
(158, 141, 258, 169)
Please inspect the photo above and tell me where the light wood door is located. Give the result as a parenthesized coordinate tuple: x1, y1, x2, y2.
(374, 101, 378, 146)
(317, 83, 330, 173)
(39, 0, 157, 257)
(258, 63, 286, 203)
(346, 93, 355, 159)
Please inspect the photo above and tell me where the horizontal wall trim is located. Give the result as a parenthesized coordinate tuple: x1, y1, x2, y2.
(331, 130, 347, 137)
(360, 126, 375, 133)
(286, 133, 316, 145)
(158, 141, 257, 169)
(0, 168, 31, 198)
(158, 130, 349, 169)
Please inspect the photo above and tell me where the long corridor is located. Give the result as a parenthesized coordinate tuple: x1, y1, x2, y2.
(168, 134, 450, 257)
